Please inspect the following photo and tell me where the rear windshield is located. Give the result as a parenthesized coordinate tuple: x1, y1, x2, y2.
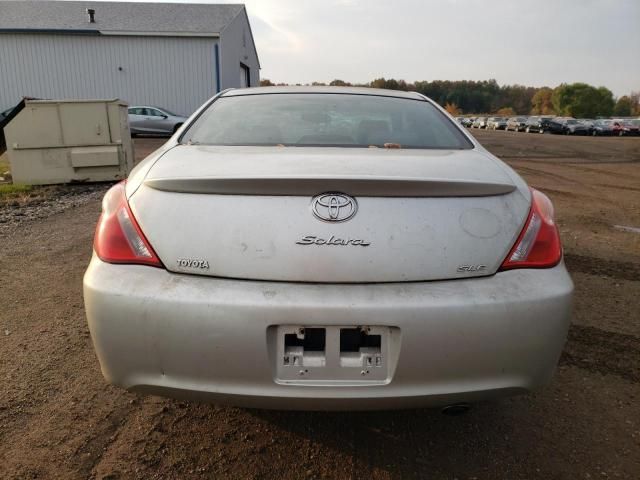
(181, 93, 473, 149)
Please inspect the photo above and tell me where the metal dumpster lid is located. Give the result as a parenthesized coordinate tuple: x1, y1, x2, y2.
(0, 97, 36, 155)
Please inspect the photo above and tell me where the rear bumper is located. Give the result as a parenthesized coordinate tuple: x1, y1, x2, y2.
(84, 256, 573, 410)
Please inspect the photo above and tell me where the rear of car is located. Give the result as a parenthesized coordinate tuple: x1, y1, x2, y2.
(487, 117, 507, 130)
(629, 120, 640, 136)
(506, 117, 528, 132)
(615, 119, 640, 136)
(525, 116, 553, 133)
(84, 88, 573, 410)
(563, 119, 589, 135)
(592, 120, 613, 136)
(472, 117, 487, 128)
(547, 117, 569, 134)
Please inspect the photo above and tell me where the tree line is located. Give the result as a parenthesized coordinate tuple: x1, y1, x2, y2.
(259, 78, 640, 118)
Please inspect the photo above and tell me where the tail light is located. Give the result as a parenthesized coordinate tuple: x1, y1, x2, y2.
(94, 181, 163, 267)
(499, 188, 562, 270)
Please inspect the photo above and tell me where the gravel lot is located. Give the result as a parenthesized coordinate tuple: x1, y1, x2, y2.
(0, 138, 161, 233)
(1, 132, 639, 479)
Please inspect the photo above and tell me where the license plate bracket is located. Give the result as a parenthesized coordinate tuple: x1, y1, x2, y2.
(271, 325, 400, 386)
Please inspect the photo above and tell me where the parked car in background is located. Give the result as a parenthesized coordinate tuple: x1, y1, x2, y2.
(506, 117, 528, 132)
(629, 119, 640, 135)
(525, 116, 554, 133)
(612, 119, 640, 136)
(608, 120, 626, 136)
(472, 117, 487, 129)
(128, 106, 188, 136)
(546, 118, 587, 135)
(487, 117, 507, 130)
(84, 86, 572, 411)
(560, 119, 590, 135)
(546, 118, 568, 134)
(590, 119, 615, 136)
(462, 117, 475, 128)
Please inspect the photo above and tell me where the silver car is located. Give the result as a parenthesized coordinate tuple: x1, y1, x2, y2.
(487, 116, 507, 130)
(472, 116, 487, 128)
(84, 87, 573, 411)
(128, 106, 188, 136)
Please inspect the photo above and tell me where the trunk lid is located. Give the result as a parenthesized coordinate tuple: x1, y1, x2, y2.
(129, 145, 529, 283)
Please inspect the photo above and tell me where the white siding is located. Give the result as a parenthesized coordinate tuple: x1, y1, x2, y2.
(0, 33, 219, 115)
(219, 10, 260, 90)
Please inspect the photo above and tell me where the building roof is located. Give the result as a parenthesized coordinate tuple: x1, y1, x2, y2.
(0, 1, 245, 37)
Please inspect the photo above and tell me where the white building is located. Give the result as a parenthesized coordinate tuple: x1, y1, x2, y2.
(0, 1, 260, 115)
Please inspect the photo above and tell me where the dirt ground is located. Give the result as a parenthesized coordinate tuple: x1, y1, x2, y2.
(1, 131, 639, 479)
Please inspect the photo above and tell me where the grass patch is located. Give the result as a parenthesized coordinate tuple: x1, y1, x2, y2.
(0, 154, 33, 203)
(0, 184, 63, 208)
(0, 152, 10, 174)
(0, 184, 39, 209)
(0, 183, 32, 196)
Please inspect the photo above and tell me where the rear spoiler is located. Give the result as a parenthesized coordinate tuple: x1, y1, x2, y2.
(145, 176, 517, 197)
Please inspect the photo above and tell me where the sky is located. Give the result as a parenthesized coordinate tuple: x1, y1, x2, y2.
(74, 0, 640, 96)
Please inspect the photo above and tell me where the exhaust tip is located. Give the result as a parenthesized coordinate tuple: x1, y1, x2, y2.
(441, 403, 471, 416)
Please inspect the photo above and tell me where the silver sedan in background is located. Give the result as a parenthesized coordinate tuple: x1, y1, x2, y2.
(487, 116, 507, 130)
(85, 87, 573, 411)
(128, 106, 188, 136)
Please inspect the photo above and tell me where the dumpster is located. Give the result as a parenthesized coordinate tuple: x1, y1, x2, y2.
(0, 99, 28, 155)
(3, 99, 134, 185)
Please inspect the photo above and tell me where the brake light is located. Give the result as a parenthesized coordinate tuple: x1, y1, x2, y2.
(499, 188, 562, 270)
(94, 181, 163, 267)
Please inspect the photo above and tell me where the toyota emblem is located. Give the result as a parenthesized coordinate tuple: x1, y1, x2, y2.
(311, 193, 358, 222)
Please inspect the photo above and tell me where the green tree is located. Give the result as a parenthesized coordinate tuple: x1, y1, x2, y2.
(396, 80, 412, 91)
(383, 78, 400, 90)
(552, 83, 614, 118)
(329, 79, 351, 87)
(629, 91, 640, 115)
(413, 79, 502, 113)
(259, 78, 274, 87)
(496, 107, 516, 116)
(284, 77, 623, 116)
(497, 84, 537, 114)
(531, 87, 555, 114)
(595, 87, 615, 117)
(370, 78, 388, 89)
(613, 96, 633, 116)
